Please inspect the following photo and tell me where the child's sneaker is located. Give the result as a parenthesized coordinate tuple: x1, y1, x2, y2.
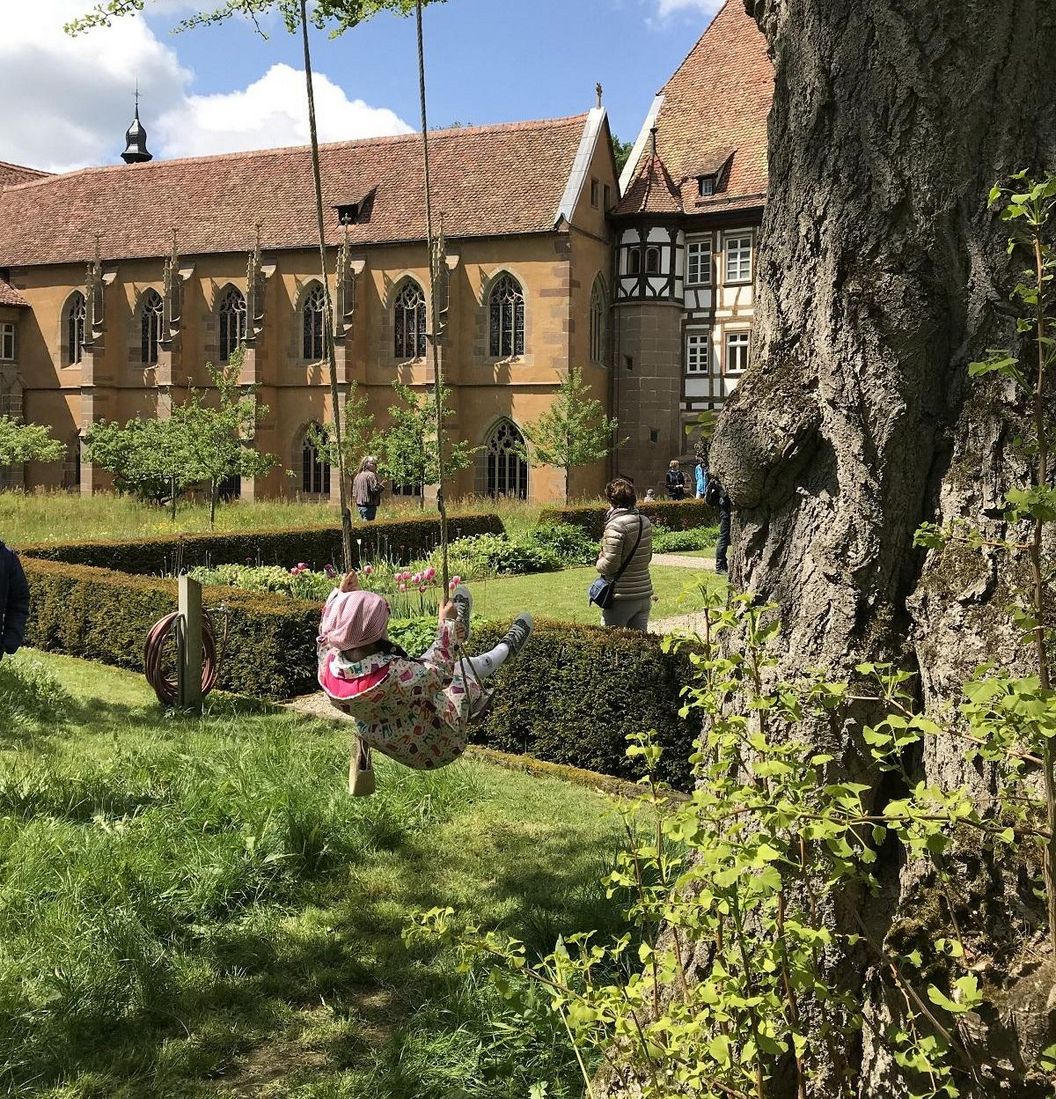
(501, 612, 533, 658)
(451, 584, 473, 642)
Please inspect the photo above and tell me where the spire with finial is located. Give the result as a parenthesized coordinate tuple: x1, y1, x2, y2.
(650, 126, 658, 156)
(121, 84, 153, 165)
(595, 82, 603, 109)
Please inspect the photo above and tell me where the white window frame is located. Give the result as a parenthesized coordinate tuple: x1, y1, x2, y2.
(686, 238, 713, 287)
(725, 330, 751, 375)
(724, 233, 754, 285)
(686, 333, 710, 375)
(0, 323, 14, 361)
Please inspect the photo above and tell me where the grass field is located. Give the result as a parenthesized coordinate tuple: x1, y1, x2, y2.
(473, 563, 720, 625)
(1, 491, 547, 547)
(0, 650, 630, 1099)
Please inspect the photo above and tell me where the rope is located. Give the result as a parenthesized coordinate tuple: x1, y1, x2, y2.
(414, 0, 488, 724)
(300, 0, 354, 572)
(415, 0, 450, 597)
(144, 610, 220, 707)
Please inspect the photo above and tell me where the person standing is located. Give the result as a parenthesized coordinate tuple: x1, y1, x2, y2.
(0, 541, 29, 659)
(665, 460, 686, 500)
(694, 455, 709, 500)
(596, 478, 654, 631)
(352, 457, 383, 522)
(705, 477, 732, 575)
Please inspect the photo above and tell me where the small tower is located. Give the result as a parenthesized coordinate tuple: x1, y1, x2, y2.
(610, 126, 687, 490)
(121, 89, 153, 165)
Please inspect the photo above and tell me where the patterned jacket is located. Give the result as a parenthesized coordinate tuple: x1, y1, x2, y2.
(317, 596, 478, 769)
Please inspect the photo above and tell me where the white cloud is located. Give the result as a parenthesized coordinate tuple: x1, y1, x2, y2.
(156, 63, 412, 159)
(0, 1, 410, 174)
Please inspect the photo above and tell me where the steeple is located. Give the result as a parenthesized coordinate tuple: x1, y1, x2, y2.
(121, 87, 153, 165)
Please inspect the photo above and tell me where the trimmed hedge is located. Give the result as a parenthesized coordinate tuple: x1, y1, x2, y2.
(23, 558, 701, 788)
(24, 558, 320, 700)
(20, 512, 505, 576)
(539, 499, 716, 540)
(472, 619, 698, 789)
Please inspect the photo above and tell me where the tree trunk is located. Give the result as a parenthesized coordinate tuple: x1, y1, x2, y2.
(705, 1, 1056, 1093)
(598, 3, 1056, 1096)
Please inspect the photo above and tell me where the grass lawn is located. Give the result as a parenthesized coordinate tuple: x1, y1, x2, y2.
(473, 564, 722, 626)
(2, 491, 547, 547)
(0, 650, 629, 1098)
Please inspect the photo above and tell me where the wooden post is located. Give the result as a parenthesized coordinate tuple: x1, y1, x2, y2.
(178, 575, 203, 710)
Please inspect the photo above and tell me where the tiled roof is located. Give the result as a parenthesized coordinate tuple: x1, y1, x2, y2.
(0, 161, 50, 190)
(627, 0, 772, 216)
(0, 280, 29, 307)
(613, 143, 683, 216)
(0, 114, 591, 267)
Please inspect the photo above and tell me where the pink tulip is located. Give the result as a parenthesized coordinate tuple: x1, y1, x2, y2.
(424, 566, 436, 581)
(363, 565, 374, 576)
(398, 582, 407, 592)
(452, 575, 462, 586)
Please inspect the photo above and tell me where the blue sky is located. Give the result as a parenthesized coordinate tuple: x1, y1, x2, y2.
(0, 0, 722, 173)
(156, 0, 716, 143)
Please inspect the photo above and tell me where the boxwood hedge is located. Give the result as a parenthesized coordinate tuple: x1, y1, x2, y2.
(23, 556, 701, 788)
(20, 512, 505, 576)
(539, 499, 715, 540)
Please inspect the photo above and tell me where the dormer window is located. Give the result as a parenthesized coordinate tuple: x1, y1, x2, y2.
(698, 175, 716, 197)
(334, 203, 359, 225)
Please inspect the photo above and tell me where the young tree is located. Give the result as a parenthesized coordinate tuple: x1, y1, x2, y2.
(178, 354, 280, 527)
(377, 381, 473, 508)
(306, 381, 377, 502)
(84, 416, 199, 518)
(0, 418, 64, 469)
(520, 365, 620, 502)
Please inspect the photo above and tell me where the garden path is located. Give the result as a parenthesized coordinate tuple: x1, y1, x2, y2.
(651, 552, 715, 569)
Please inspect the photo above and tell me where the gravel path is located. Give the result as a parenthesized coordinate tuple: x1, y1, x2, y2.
(652, 553, 715, 570)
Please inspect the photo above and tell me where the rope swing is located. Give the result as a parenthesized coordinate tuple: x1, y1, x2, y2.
(414, 0, 452, 597)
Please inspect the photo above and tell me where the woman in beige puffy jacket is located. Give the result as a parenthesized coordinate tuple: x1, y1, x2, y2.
(595, 478, 654, 630)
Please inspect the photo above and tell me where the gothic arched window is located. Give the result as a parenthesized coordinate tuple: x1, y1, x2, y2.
(589, 276, 606, 364)
(488, 274, 525, 358)
(65, 292, 86, 366)
(302, 282, 326, 360)
(476, 418, 529, 500)
(141, 289, 163, 365)
(645, 246, 661, 274)
(218, 287, 247, 363)
(394, 279, 426, 359)
(301, 424, 331, 496)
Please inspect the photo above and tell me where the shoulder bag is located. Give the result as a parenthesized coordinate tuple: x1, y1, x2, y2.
(588, 516, 644, 610)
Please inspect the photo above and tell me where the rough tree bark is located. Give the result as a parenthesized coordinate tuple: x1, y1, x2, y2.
(696, 1, 1056, 1095)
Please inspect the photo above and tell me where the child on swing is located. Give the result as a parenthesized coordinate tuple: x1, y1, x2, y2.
(317, 570, 533, 771)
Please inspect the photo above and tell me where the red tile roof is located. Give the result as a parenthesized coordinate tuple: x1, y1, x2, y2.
(0, 161, 50, 190)
(0, 280, 29, 308)
(613, 141, 683, 216)
(0, 115, 591, 268)
(627, 0, 772, 215)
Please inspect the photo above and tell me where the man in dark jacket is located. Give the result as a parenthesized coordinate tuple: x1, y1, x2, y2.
(1, 542, 29, 658)
(705, 479, 732, 575)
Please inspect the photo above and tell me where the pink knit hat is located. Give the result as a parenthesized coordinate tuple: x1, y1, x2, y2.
(319, 591, 390, 651)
